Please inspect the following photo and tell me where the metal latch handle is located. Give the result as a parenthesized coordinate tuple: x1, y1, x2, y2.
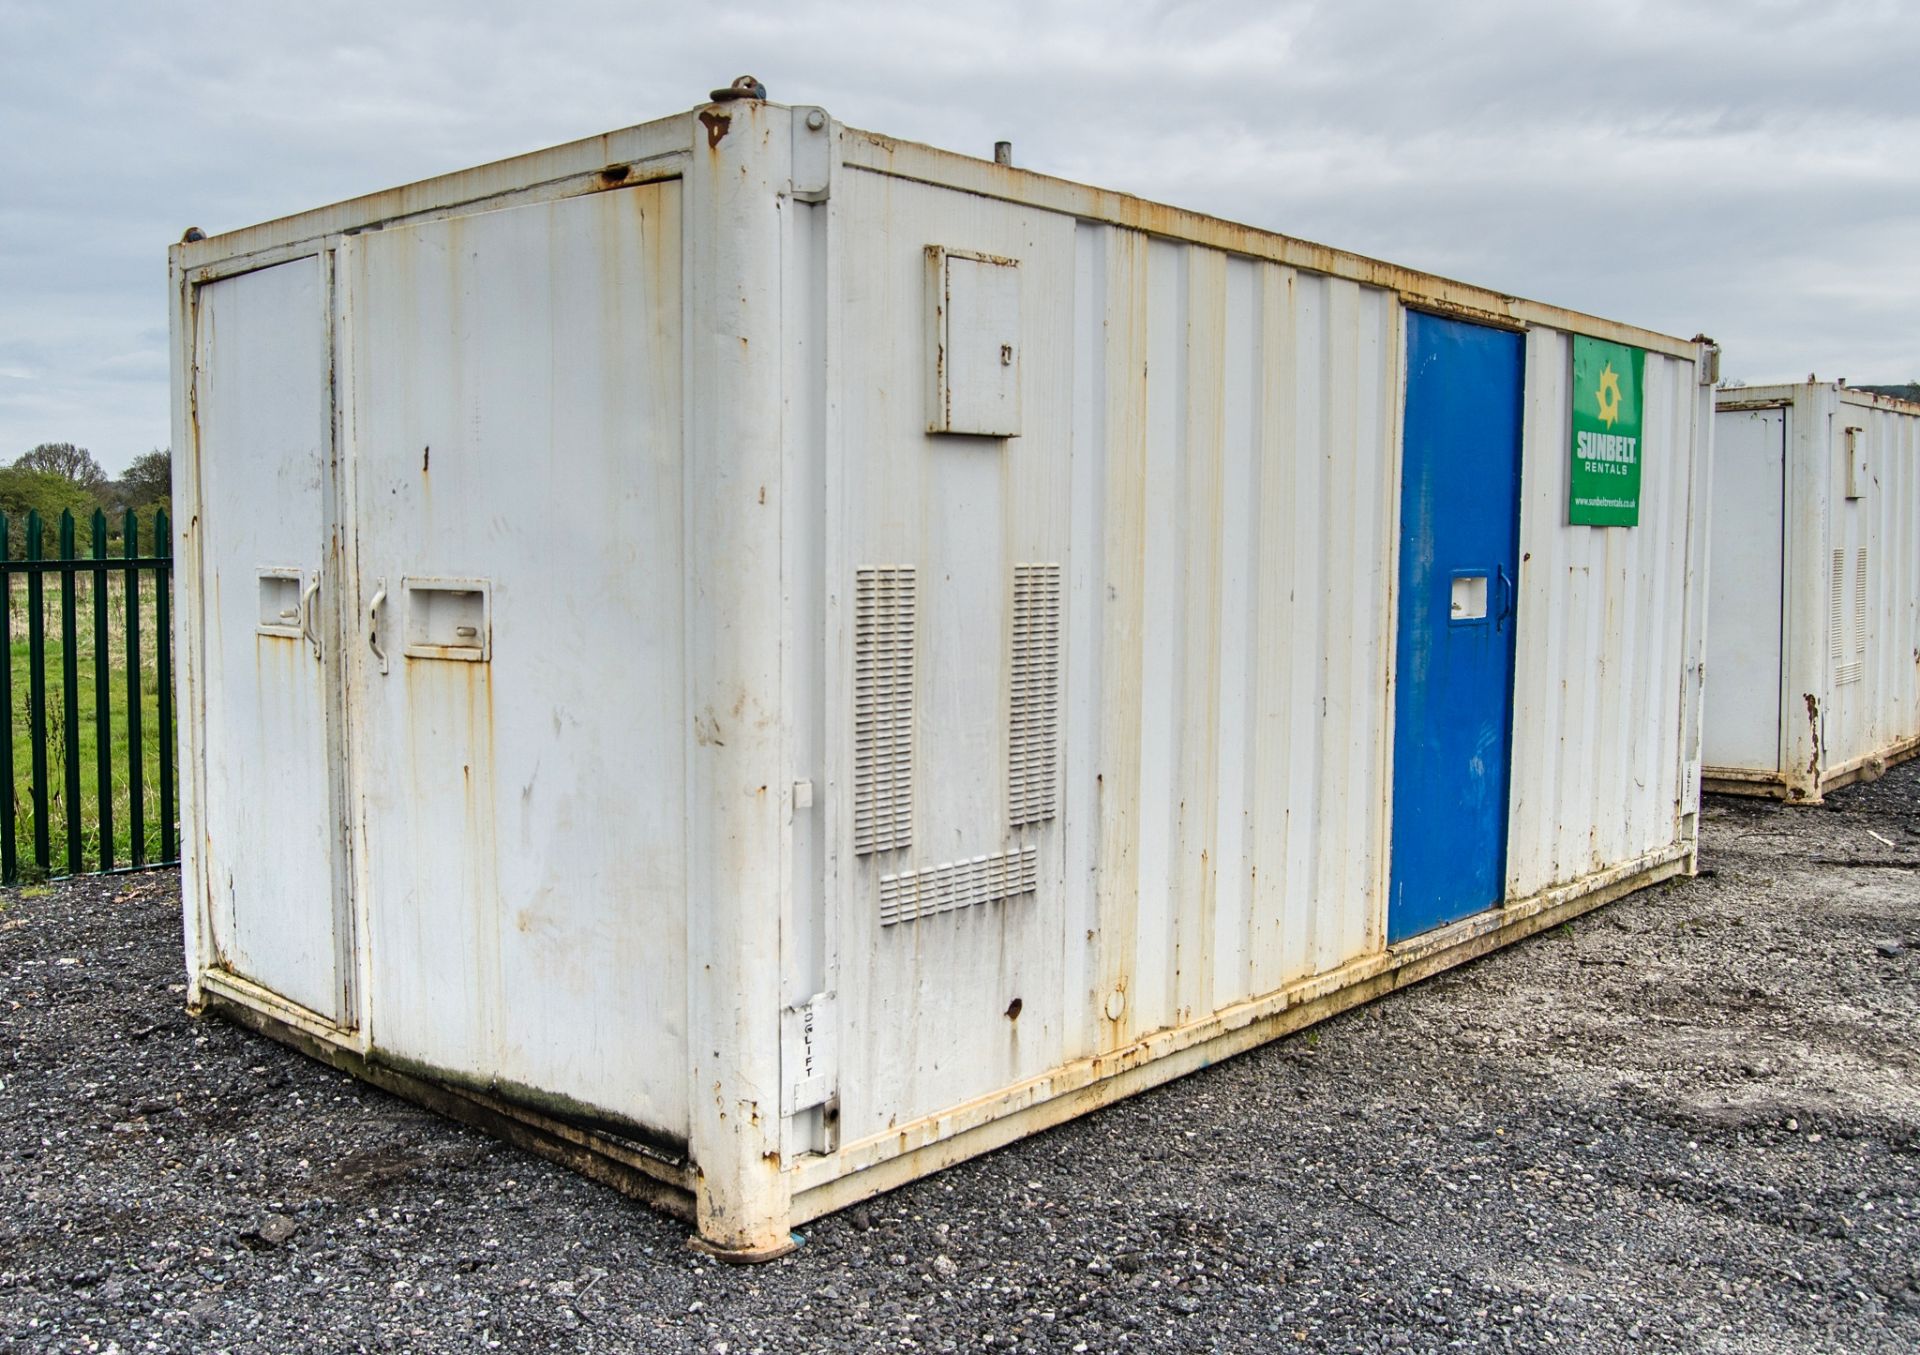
(299, 575, 321, 660)
(368, 581, 389, 674)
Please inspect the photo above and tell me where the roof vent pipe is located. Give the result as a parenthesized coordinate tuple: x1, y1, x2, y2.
(994, 141, 1013, 167)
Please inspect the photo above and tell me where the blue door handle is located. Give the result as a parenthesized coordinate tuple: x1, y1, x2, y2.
(1495, 565, 1514, 628)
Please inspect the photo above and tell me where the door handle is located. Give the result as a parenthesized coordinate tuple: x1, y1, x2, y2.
(368, 581, 389, 675)
(1495, 565, 1515, 629)
(299, 576, 322, 661)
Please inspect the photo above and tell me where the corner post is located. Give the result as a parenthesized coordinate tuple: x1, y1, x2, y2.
(169, 243, 212, 1006)
(1677, 340, 1717, 860)
(1780, 385, 1833, 802)
(683, 99, 796, 1257)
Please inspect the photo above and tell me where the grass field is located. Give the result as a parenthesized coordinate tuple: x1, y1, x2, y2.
(4, 572, 172, 880)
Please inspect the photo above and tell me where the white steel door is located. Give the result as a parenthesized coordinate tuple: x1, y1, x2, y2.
(1703, 407, 1787, 771)
(191, 257, 349, 1020)
(337, 184, 690, 1137)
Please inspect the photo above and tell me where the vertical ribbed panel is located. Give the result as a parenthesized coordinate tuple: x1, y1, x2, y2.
(1830, 548, 1846, 667)
(1506, 339, 1698, 898)
(1798, 392, 1920, 773)
(854, 566, 915, 855)
(1059, 227, 1400, 1040)
(1855, 546, 1868, 665)
(829, 167, 1709, 1142)
(1832, 547, 1863, 685)
(1009, 563, 1061, 826)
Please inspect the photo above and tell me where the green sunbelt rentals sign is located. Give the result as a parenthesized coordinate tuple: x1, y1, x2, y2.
(1569, 336, 1645, 527)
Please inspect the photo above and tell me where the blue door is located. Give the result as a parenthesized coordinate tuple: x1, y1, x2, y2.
(1389, 312, 1525, 943)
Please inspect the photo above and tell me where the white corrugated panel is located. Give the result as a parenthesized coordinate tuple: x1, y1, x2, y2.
(1823, 395, 1920, 772)
(1705, 384, 1920, 799)
(1062, 234, 1397, 1039)
(1507, 337, 1701, 896)
(823, 147, 1698, 1140)
(823, 163, 1403, 1142)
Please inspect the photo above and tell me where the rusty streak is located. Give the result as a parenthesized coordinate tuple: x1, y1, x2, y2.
(699, 111, 731, 150)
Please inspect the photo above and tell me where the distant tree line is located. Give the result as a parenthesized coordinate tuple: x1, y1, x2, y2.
(0, 443, 171, 558)
(1856, 382, 1920, 403)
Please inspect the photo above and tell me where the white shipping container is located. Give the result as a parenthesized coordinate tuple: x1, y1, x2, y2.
(1705, 382, 1920, 801)
(171, 94, 1716, 1257)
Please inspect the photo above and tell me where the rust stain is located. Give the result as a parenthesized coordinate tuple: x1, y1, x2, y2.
(1004, 997, 1023, 1021)
(599, 164, 630, 186)
(421, 445, 430, 473)
(699, 110, 731, 150)
(1803, 693, 1822, 783)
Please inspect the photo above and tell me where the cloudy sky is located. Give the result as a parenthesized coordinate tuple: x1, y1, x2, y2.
(3, 0, 1916, 474)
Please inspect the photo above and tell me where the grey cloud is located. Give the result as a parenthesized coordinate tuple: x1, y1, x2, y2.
(1, 0, 1915, 471)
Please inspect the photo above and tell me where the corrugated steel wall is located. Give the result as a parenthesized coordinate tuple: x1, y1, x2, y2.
(1063, 227, 1398, 1052)
(1703, 387, 1920, 791)
(1824, 396, 1920, 769)
(827, 161, 1701, 1144)
(1507, 338, 1699, 895)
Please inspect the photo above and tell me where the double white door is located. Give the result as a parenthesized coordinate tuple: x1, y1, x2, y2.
(188, 185, 691, 1137)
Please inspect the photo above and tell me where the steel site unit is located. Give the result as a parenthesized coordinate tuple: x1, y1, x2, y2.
(171, 95, 1715, 1256)
(1705, 383, 1920, 801)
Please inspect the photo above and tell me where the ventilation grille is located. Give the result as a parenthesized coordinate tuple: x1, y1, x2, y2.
(1855, 546, 1868, 659)
(1009, 563, 1062, 827)
(854, 566, 916, 854)
(879, 846, 1039, 928)
(1832, 546, 1867, 686)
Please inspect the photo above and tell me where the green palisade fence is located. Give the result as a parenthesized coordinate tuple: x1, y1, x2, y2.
(1, 508, 175, 883)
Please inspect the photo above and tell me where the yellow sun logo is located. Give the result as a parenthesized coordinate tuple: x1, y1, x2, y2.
(1595, 361, 1623, 428)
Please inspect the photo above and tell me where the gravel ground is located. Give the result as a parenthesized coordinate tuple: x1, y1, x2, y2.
(2, 767, 1917, 1355)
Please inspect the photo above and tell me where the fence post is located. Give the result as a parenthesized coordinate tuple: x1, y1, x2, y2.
(124, 509, 145, 868)
(92, 510, 113, 873)
(26, 510, 48, 876)
(59, 511, 82, 874)
(154, 510, 174, 863)
(0, 513, 13, 885)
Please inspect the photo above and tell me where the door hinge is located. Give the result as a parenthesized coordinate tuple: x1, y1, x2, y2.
(791, 107, 831, 203)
